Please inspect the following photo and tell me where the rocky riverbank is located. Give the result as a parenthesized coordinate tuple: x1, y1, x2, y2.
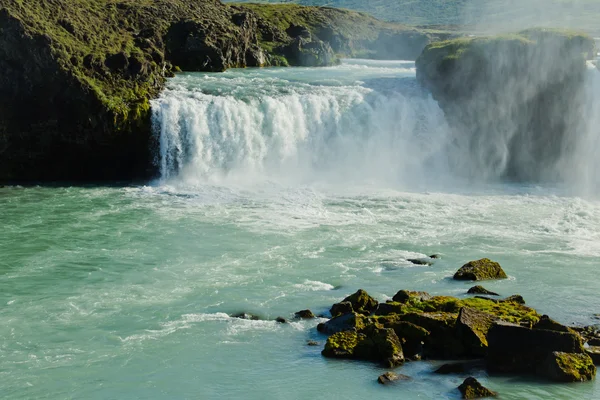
(0, 0, 444, 183)
(297, 258, 597, 397)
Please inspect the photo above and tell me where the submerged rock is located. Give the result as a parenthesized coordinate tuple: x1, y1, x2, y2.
(295, 310, 316, 319)
(307, 340, 320, 346)
(434, 360, 485, 375)
(541, 351, 596, 382)
(275, 317, 288, 324)
(407, 258, 433, 266)
(454, 259, 507, 281)
(458, 377, 497, 399)
(467, 286, 499, 296)
(231, 313, 260, 320)
(377, 371, 411, 385)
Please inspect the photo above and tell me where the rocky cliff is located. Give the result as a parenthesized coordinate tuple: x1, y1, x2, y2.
(0, 0, 439, 183)
(416, 29, 596, 182)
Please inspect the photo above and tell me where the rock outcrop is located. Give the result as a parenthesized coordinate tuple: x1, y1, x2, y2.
(458, 377, 497, 399)
(316, 287, 595, 384)
(454, 259, 507, 281)
(416, 29, 596, 182)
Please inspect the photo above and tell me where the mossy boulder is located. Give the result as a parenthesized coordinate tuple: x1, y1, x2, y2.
(322, 327, 404, 367)
(467, 286, 499, 296)
(330, 301, 354, 318)
(534, 315, 574, 333)
(331, 289, 378, 316)
(454, 259, 507, 281)
(317, 312, 368, 334)
(458, 377, 497, 399)
(416, 29, 596, 182)
(295, 309, 316, 319)
(392, 290, 432, 303)
(541, 352, 596, 382)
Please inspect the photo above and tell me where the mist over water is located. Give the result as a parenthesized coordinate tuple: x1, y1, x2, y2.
(152, 58, 600, 195)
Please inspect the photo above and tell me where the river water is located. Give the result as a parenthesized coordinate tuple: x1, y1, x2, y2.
(1, 60, 600, 399)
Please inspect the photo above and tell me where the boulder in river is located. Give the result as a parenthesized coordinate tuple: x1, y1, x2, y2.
(467, 286, 499, 296)
(377, 371, 411, 385)
(458, 377, 497, 399)
(454, 259, 507, 281)
(330, 289, 378, 316)
(322, 326, 404, 367)
(317, 312, 368, 335)
(330, 301, 353, 318)
(295, 309, 316, 319)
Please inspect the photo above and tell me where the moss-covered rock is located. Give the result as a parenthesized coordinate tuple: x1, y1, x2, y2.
(416, 29, 596, 182)
(534, 315, 574, 333)
(458, 377, 497, 399)
(541, 352, 596, 382)
(322, 326, 404, 367)
(317, 312, 369, 334)
(467, 286, 499, 296)
(331, 289, 378, 316)
(456, 307, 497, 357)
(392, 290, 432, 303)
(454, 259, 508, 281)
(585, 346, 600, 365)
(295, 309, 316, 319)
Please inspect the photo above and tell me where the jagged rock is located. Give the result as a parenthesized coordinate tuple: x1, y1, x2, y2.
(384, 320, 429, 360)
(487, 321, 585, 375)
(458, 377, 497, 399)
(377, 372, 411, 385)
(286, 24, 311, 39)
(456, 307, 497, 357)
(534, 315, 572, 333)
(402, 312, 464, 359)
(322, 327, 404, 367)
(295, 309, 315, 319)
(502, 295, 525, 304)
(454, 259, 507, 281)
(330, 301, 353, 318)
(331, 289, 378, 316)
(275, 316, 287, 323)
(540, 351, 596, 382)
(374, 302, 406, 316)
(392, 290, 431, 303)
(585, 346, 600, 365)
(467, 286, 499, 296)
(317, 312, 368, 335)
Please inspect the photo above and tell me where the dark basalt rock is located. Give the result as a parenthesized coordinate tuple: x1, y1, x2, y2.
(458, 377, 497, 399)
(295, 309, 316, 319)
(456, 307, 497, 357)
(322, 326, 404, 367)
(331, 289, 378, 316)
(540, 351, 596, 382)
(330, 301, 353, 318)
(534, 315, 572, 333)
(502, 295, 526, 305)
(454, 259, 507, 281)
(377, 371, 411, 385)
(392, 290, 431, 303)
(467, 286, 499, 296)
(487, 321, 585, 375)
(275, 317, 288, 324)
(317, 312, 367, 335)
(586, 346, 600, 365)
(281, 36, 337, 67)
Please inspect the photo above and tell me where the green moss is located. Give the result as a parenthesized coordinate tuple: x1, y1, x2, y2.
(552, 352, 596, 382)
(322, 331, 362, 357)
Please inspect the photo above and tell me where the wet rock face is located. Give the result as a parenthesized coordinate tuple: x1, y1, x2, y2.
(487, 320, 585, 375)
(467, 286, 499, 296)
(541, 352, 596, 382)
(454, 259, 507, 281)
(416, 29, 596, 183)
(456, 307, 497, 357)
(458, 377, 497, 399)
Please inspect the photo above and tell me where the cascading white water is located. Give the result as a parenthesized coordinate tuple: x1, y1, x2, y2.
(151, 58, 600, 193)
(151, 60, 453, 187)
